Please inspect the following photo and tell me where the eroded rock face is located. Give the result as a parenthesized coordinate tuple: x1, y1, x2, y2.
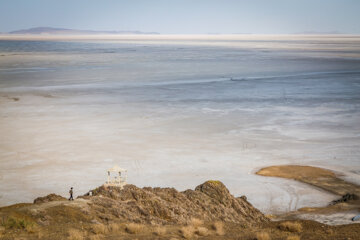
(85, 180, 268, 225)
(33, 194, 67, 204)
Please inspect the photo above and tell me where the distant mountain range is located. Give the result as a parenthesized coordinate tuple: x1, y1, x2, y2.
(3, 27, 345, 35)
(293, 31, 343, 35)
(7, 27, 159, 35)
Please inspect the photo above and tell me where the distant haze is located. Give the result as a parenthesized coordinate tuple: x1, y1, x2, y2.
(0, 0, 360, 34)
(8, 27, 159, 35)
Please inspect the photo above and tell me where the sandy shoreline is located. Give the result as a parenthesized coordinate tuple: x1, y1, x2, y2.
(256, 165, 360, 225)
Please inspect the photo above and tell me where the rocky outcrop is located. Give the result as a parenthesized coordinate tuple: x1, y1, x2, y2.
(330, 193, 358, 205)
(33, 193, 67, 204)
(83, 180, 268, 225)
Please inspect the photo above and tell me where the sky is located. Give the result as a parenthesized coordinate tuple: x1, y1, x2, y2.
(0, 0, 359, 34)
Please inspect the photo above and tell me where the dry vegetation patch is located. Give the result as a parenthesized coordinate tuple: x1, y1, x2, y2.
(180, 225, 196, 239)
(90, 223, 108, 234)
(279, 221, 303, 233)
(195, 226, 209, 236)
(265, 214, 276, 219)
(67, 228, 84, 240)
(108, 222, 121, 232)
(286, 235, 300, 240)
(88, 235, 103, 240)
(190, 218, 203, 227)
(255, 231, 271, 240)
(153, 225, 167, 236)
(125, 223, 144, 234)
(211, 221, 225, 235)
(1, 216, 39, 233)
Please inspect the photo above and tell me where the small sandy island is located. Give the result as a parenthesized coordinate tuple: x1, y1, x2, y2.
(257, 165, 360, 225)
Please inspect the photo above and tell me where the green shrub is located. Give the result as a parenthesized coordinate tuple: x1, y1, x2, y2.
(2, 217, 36, 231)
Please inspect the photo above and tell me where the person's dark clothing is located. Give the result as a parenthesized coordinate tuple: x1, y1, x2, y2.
(69, 188, 74, 201)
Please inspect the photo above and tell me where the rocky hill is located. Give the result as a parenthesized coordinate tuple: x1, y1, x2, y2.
(82, 180, 268, 225)
(0, 179, 359, 240)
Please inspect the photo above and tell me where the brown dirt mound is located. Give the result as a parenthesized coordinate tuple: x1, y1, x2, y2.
(84, 180, 268, 225)
(33, 193, 67, 204)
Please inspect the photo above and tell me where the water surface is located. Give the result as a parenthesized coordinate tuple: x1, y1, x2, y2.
(0, 35, 360, 213)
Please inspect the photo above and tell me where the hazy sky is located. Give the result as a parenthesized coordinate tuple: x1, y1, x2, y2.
(0, 0, 359, 34)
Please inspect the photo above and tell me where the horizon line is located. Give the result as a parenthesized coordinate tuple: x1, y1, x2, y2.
(1, 26, 357, 36)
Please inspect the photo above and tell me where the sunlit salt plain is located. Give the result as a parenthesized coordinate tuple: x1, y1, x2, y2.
(0, 34, 360, 213)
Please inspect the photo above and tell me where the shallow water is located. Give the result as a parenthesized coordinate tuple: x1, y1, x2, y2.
(0, 35, 360, 213)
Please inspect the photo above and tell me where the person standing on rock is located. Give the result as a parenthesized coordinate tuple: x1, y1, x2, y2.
(69, 187, 74, 201)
